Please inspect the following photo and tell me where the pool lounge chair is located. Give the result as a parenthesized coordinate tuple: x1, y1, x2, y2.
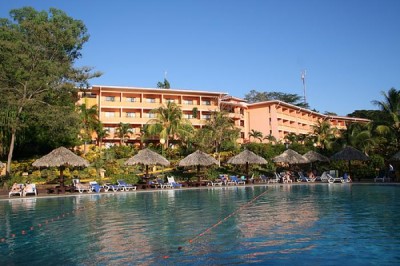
(104, 183, 123, 192)
(23, 184, 38, 196)
(73, 179, 91, 193)
(227, 176, 245, 185)
(374, 170, 388, 182)
(89, 181, 104, 193)
(157, 178, 172, 189)
(321, 171, 344, 183)
(298, 171, 315, 182)
(167, 176, 183, 188)
(117, 180, 137, 191)
(208, 179, 223, 186)
(9, 183, 24, 197)
(268, 173, 280, 183)
(259, 175, 269, 183)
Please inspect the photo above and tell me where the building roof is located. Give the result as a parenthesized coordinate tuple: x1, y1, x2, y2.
(89, 85, 228, 96)
(247, 100, 370, 122)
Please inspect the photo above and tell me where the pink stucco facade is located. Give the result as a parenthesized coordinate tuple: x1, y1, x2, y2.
(80, 85, 369, 145)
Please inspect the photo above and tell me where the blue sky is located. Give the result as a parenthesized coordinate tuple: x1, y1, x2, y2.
(1, 1, 400, 116)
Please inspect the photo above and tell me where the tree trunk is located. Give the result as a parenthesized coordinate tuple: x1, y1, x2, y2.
(6, 128, 16, 176)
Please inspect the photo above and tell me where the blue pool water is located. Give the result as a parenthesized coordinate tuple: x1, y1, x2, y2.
(1, 184, 399, 265)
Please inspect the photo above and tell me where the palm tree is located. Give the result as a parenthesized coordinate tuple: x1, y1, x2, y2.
(94, 121, 109, 148)
(249, 129, 263, 142)
(77, 101, 99, 153)
(145, 102, 193, 148)
(198, 111, 239, 165)
(115, 122, 133, 145)
(312, 119, 337, 151)
(372, 87, 400, 148)
(264, 134, 277, 144)
(157, 78, 170, 89)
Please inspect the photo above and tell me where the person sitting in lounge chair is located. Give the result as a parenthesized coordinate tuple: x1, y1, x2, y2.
(9, 183, 24, 197)
(343, 173, 352, 183)
(23, 183, 38, 196)
(283, 171, 293, 183)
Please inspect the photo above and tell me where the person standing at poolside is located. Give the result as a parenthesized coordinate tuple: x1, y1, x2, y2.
(388, 163, 395, 181)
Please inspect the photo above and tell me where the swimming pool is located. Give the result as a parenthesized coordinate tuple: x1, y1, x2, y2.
(1, 184, 399, 265)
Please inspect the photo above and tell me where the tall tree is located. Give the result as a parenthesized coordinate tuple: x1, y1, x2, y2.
(77, 101, 99, 153)
(157, 78, 170, 89)
(0, 7, 100, 175)
(145, 102, 193, 148)
(94, 121, 109, 148)
(244, 90, 309, 108)
(372, 88, 400, 149)
(249, 129, 263, 142)
(196, 111, 240, 165)
(312, 119, 337, 151)
(115, 122, 133, 146)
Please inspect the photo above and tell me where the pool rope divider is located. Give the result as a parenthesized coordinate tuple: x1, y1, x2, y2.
(161, 187, 269, 259)
(0, 201, 97, 243)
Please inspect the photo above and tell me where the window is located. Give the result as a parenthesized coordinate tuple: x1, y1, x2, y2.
(105, 112, 115, 118)
(126, 97, 136, 102)
(146, 98, 156, 103)
(202, 100, 211, 105)
(105, 96, 115, 102)
(184, 99, 193, 105)
(104, 127, 113, 133)
(166, 99, 175, 103)
(145, 113, 156, 118)
(184, 114, 193, 119)
(240, 132, 245, 139)
(202, 114, 211, 120)
(126, 112, 136, 118)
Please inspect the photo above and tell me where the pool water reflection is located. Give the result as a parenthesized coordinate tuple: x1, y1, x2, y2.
(1, 184, 399, 265)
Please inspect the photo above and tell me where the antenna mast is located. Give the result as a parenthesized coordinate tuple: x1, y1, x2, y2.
(301, 70, 307, 104)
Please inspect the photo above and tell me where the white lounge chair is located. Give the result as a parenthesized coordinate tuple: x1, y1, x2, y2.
(268, 173, 280, 183)
(117, 180, 137, 191)
(322, 171, 344, 183)
(298, 171, 315, 182)
(157, 178, 172, 189)
(73, 179, 91, 193)
(167, 176, 183, 188)
(227, 176, 245, 185)
(374, 170, 388, 182)
(23, 184, 38, 196)
(9, 183, 24, 197)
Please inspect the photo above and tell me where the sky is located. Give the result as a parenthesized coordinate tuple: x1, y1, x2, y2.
(1, 0, 400, 116)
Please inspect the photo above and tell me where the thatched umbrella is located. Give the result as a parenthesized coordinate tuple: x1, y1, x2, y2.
(303, 151, 329, 163)
(124, 148, 170, 181)
(179, 150, 218, 182)
(330, 146, 369, 178)
(32, 147, 89, 192)
(273, 149, 309, 165)
(228, 149, 267, 181)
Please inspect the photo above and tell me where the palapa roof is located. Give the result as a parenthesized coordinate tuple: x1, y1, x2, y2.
(330, 146, 369, 161)
(303, 151, 330, 163)
(273, 149, 309, 164)
(32, 147, 89, 168)
(0, 161, 4, 168)
(227, 149, 267, 165)
(124, 148, 170, 166)
(179, 150, 218, 167)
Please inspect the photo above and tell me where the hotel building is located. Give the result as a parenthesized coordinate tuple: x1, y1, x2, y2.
(80, 85, 369, 146)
